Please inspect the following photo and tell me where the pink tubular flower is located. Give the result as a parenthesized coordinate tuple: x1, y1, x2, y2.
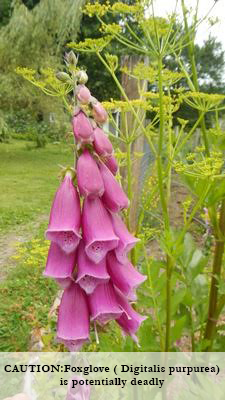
(115, 289, 147, 346)
(57, 282, 90, 351)
(107, 252, 147, 300)
(99, 162, 129, 212)
(92, 102, 108, 124)
(45, 172, 81, 254)
(105, 154, 118, 175)
(93, 127, 113, 157)
(77, 149, 104, 198)
(76, 84, 91, 105)
(66, 375, 91, 400)
(111, 213, 139, 263)
(72, 111, 94, 143)
(88, 281, 123, 325)
(82, 196, 119, 264)
(76, 241, 110, 294)
(44, 242, 76, 279)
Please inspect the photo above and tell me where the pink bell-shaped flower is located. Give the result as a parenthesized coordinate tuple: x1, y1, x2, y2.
(77, 149, 104, 198)
(76, 84, 91, 105)
(76, 241, 110, 294)
(115, 288, 147, 346)
(44, 242, 76, 279)
(99, 162, 129, 212)
(82, 196, 119, 264)
(45, 172, 81, 254)
(93, 127, 113, 157)
(92, 101, 108, 124)
(57, 282, 90, 351)
(107, 252, 147, 300)
(88, 281, 123, 325)
(66, 375, 91, 400)
(105, 154, 118, 175)
(111, 213, 139, 263)
(72, 111, 94, 143)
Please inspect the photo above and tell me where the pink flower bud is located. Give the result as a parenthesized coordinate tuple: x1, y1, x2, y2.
(72, 111, 94, 144)
(99, 162, 129, 212)
(105, 154, 118, 175)
(76, 84, 91, 105)
(93, 127, 113, 157)
(92, 102, 108, 124)
(77, 149, 104, 198)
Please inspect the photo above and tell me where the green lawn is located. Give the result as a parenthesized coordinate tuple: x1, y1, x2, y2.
(0, 140, 74, 232)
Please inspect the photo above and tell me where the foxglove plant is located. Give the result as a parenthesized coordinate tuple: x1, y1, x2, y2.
(43, 54, 146, 351)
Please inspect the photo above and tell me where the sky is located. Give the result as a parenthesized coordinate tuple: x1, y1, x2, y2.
(151, 0, 225, 48)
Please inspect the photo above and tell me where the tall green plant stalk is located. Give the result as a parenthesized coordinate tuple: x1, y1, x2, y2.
(181, 0, 210, 156)
(157, 55, 172, 351)
(204, 199, 225, 350)
(181, 0, 225, 349)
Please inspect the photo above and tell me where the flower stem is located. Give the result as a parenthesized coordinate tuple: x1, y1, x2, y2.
(157, 55, 172, 352)
(165, 255, 172, 352)
(204, 199, 225, 350)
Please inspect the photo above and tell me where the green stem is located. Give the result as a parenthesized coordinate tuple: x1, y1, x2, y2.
(165, 255, 172, 352)
(157, 55, 172, 352)
(181, 0, 210, 156)
(96, 52, 157, 157)
(204, 199, 225, 350)
(143, 245, 164, 351)
(157, 56, 170, 231)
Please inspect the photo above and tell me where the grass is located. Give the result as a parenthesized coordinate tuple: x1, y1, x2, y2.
(0, 225, 58, 351)
(0, 140, 74, 233)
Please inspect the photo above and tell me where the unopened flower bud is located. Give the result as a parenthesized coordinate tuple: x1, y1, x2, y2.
(76, 84, 91, 104)
(67, 51, 77, 66)
(77, 70, 88, 84)
(92, 102, 108, 124)
(56, 71, 72, 84)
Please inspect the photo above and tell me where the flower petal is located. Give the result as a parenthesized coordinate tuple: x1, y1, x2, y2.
(105, 154, 118, 175)
(57, 282, 90, 351)
(45, 174, 81, 253)
(99, 162, 129, 212)
(111, 213, 139, 263)
(88, 281, 123, 325)
(93, 127, 113, 157)
(82, 196, 119, 264)
(77, 149, 104, 198)
(115, 288, 147, 345)
(72, 111, 94, 143)
(107, 252, 147, 299)
(92, 102, 108, 124)
(76, 84, 91, 105)
(76, 241, 110, 294)
(44, 242, 76, 279)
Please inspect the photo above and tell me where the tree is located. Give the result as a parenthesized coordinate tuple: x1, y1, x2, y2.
(0, 0, 85, 120)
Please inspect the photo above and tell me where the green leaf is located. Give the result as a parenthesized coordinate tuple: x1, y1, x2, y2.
(171, 316, 187, 343)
